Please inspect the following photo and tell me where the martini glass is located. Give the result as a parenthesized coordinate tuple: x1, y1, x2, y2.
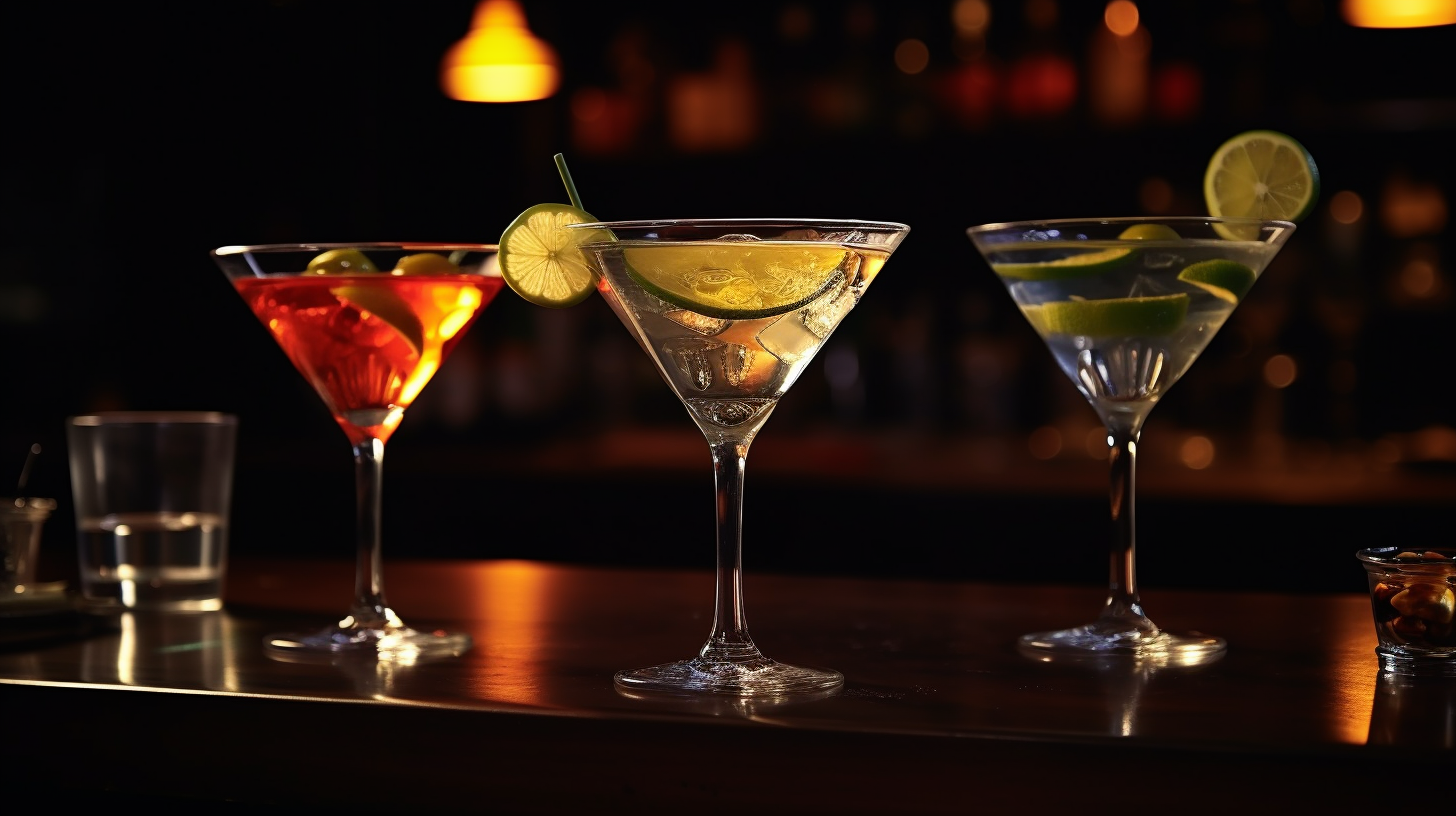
(570, 218, 910, 695)
(212, 242, 504, 659)
(967, 217, 1294, 662)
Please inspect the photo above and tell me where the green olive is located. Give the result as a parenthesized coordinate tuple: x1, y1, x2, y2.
(306, 249, 378, 275)
(393, 252, 460, 275)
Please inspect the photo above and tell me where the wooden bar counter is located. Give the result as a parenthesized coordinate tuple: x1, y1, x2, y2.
(2, 558, 1451, 813)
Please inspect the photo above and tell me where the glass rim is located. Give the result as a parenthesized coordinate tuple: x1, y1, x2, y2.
(563, 218, 911, 231)
(1356, 546, 1455, 564)
(212, 242, 499, 256)
(967, 215, 1296, 234)
(67, 411, 238, 427)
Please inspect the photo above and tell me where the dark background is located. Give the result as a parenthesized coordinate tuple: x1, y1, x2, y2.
(3, 1, 1453, 594)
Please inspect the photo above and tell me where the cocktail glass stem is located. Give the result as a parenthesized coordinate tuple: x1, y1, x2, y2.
(349, 437, 398, 630)
(1101, 413, 1157, 638)
(264, 427, 469, 658)
(613, 424, 842, 696)
(701, 437, 766, 665)
(1020, 406, 1224, 661)
(261, 428, 468, 659)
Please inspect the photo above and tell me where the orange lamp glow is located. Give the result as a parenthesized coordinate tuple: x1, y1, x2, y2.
(1342, 0, 1456, 28)
(1104, 0, 1140, 37)
(441, 0, 560, 103)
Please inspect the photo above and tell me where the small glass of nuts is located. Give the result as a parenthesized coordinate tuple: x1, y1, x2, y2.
(1356, 547, 1456, 677)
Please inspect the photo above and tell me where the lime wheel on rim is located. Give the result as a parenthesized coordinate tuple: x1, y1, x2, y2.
(499, 203, 609, 308)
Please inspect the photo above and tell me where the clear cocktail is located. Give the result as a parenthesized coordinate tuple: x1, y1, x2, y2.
(573, 219, 910, 695)
(968, 217, 1294, 662)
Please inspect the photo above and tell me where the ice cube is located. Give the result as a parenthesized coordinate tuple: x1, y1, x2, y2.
(801, 271, 856, 339)
(662, 337, 723, 392)
(1143, 251, 1184, 269)
(756, 313, 815, 364)
(721, 342, 757, 387)
(665, 309, 728, 335)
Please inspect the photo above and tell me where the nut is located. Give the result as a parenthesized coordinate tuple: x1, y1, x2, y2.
(1391, 615, 1429, 640)
(1390, 583, 1456, 625)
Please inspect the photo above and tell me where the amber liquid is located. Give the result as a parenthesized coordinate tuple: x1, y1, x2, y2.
(235, 274, 503, 444)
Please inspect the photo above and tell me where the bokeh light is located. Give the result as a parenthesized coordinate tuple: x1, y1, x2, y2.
(1263, 354, 1298, 389)
(1329, 190, 1364, 224)
(1178, 435, 1216, 470)
(953, 0, 992, 35)
(1104, 1, 1140, 36)
(895, 39, 931, 74)
(1028, 425, 1063, 460)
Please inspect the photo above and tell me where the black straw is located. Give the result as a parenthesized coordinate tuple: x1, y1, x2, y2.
(16, 443, 39, 494)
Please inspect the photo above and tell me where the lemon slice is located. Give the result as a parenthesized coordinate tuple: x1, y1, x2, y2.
(1204, 130, 1320, 235)
(1177, 259, 1256, 303)
(1023, 294, 1189, 337)
(329, 285, 425, 354)
(992, 247, 1133, 281)
(499, 203, 609, 308)
(622, 243, 850, 320)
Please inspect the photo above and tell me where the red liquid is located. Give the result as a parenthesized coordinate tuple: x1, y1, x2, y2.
(235, 274, 504, 445)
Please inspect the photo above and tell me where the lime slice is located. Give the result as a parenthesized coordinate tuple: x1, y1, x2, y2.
(393, 252, 460, 276)
(1177, 259, 1256, 303)
(622, 243, 850, 320)
(992, 247, 1133, 281)
(307, 249, 378, 275)
(1023, 294, 1189, 337)
(330, 285, 425, 354)
(1118, 224, 1180, 241)
(1204, 130, 1320, 229)
(499, 203, 609, 308)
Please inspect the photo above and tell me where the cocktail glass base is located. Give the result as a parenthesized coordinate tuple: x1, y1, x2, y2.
(264, 623, 471, 661)
(1376, 647, 1456, 677)
(615, 657, 843, 697)
(1019, 625, 1226, 666)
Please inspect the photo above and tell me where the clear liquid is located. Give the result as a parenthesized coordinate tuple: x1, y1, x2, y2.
(78, 511, 226, 611)
(986, 239, 1281, 412)
(589, 240, 890, 431)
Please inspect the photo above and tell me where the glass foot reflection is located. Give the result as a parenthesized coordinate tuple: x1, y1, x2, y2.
(1018, 643, 1224, 737)
(1019, 623, 1226, 665)
(268, 643, 462, 699)
(617, 682, 840, 718)
(615, 657, 843, 697)
(265, 616, 471, 661)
